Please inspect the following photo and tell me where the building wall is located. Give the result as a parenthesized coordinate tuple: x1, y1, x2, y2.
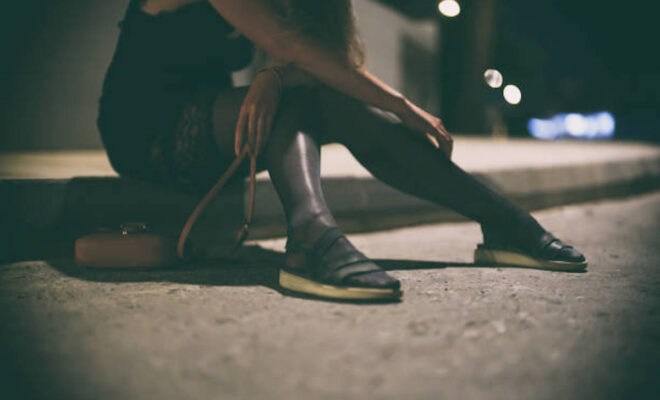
(354, 0, 439, 113)
(0, 0, 438, 151)
(1, 1, 131, 151)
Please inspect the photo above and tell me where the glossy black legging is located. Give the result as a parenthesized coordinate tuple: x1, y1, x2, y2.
(212, 84, 546, 251)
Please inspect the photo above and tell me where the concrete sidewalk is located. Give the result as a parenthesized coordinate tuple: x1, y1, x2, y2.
(2, 191, 659, 400)
(1, 136, 659, 259)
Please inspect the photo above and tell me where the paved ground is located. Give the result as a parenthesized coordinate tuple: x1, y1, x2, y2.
(1, 191, 659, 400)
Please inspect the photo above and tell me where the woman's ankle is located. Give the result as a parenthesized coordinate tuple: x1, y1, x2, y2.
(481, 219, 546, 251)
(285, 223, 359, 262)
(286, 213, 338, 249)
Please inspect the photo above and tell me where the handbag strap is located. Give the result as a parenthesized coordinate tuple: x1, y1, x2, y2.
(176, 143, 257, 259)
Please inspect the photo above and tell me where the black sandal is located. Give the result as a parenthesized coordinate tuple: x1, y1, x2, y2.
(279, 226, 403, 300)
(474, 230, 588, 271)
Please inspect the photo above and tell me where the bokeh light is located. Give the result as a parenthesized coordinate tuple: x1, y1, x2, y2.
(484, 69, 503, 88)
(528, 112, 616, 140)
(503, 84, 522, 105)
(438, 0, 461, 18)
(564, 113, 587, 136)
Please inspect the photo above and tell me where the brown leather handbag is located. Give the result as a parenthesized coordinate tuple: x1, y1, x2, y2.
(74, 145, 257, 268)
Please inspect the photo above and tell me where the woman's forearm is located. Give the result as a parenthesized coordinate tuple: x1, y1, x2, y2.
(209, 0, 408, 116)
(277, 64, 317, 88)
(295, 60, 408, 116)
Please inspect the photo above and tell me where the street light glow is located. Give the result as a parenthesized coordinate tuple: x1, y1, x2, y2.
(438, 0, 461, 17)
(503, 84, 522, 105)
(484, 69, 503, 88)
(565, 113, 588, 135)
(528, 112, 616, 140)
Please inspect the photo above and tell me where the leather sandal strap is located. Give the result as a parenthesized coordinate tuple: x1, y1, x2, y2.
(333, 262, 383, 282)
(532, 231, 572, 259)
(317, 251, 382, 283)
(284, 226, 384, 285)
(531, 231, 557, 257)
(323, 250, 369, 274)
(540, 239, 566, 259)
(284, 226, 342, 254)
(311, 226, 345, 258)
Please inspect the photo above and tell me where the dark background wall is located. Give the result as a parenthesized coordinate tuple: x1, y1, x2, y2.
(485, 0, 660, 141)
(380, 0, 660, 141)
(0, 0, 129, 151)
(0, 0, 439, 152)
(2, 1, 657, 151)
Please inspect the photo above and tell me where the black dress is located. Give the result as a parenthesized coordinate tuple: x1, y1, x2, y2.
(97, 0, 253, 192)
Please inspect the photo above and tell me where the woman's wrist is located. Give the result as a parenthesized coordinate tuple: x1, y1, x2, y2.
(256, 67, 284, 94)
(257, 64, 317, 90)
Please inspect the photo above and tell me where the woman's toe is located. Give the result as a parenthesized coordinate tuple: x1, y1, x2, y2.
(558, 246, 586, 263)
(346, 267, 400, 289)
(543, 239, 586, 263)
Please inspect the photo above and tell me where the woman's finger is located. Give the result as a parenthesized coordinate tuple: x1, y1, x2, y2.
(258, 111, 276, 156)
(425, 132, 440, 149)
(247, 105, 258, 156)
(440, 128, 454, 157)
(442, 134, 453, 158)
(255, 112, 267, 156)
(433, 121, 453, 158)
(439, 138, 451, 158)
(432, 130, 451, 158)
(235, 106, 248, 156)
(264, 112, 274, 145)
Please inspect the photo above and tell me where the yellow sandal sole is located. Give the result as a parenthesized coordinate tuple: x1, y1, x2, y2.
(279, 269, 403, 300)
(474, 247, 587, 271)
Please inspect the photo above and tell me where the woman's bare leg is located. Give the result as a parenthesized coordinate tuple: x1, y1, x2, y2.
(212, 86, 398, 287)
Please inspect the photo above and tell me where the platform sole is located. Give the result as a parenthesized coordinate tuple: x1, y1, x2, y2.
(474, 247, 587, 271)
(279, 269, 402, 300)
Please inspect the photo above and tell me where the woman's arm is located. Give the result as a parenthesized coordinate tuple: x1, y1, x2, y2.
(262, 64, 316, 88)
(277, 64, 317, 88)
(209, 0, 402, 111)
(253, 48, 317, 88)
(208, 0, 453, 156)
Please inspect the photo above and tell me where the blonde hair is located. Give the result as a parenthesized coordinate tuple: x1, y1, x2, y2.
(268, 0, 365, 68)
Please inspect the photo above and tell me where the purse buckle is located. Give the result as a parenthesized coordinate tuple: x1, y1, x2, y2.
(120, 222, 150, 235)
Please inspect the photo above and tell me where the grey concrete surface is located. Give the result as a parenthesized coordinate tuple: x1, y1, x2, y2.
(1, 191, 659, 400)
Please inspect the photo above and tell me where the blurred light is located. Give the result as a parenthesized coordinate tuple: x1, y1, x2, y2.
(503, 84, 521, 105)
(438, 0, 461, 17)
(527, 112, 616, 140)
(565, 113, 587, 136)
(596, 112, 616, 135)
(484, 69, 503, 88)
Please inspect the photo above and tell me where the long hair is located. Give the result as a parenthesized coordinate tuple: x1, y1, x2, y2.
(269, 0, 366, 68)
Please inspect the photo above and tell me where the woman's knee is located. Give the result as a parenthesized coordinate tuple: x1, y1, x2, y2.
(272, 85, 322, 133)
(314, 85, 406, 146)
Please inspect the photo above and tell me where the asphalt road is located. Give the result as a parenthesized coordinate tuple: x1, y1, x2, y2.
(1, 191, 659, 400)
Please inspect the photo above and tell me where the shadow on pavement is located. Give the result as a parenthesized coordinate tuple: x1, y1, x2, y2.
(45, 243, 585, 304)
(44, 243, 487, 304)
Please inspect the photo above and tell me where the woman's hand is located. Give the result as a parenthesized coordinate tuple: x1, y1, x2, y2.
(210, 1, 451, 158)
(235, 69, 283, 157)
(397, 98, 454, 159)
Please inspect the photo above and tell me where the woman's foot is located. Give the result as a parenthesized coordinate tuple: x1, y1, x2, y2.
(280, 226, 402, 300)
(475, 225, 587, 271)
